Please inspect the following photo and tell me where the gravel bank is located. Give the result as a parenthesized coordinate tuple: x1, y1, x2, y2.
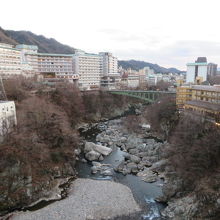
(12, 178, 140, 220)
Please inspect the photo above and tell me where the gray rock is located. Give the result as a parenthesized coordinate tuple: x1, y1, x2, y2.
(92, 161, 102, 167)
(120, 137, 127, 143)
(162, 195, 198, 219)
(81, 158, 87, 163)
(137, 168, 157, 183)
(129, 148, 140, 155)
(98, 155, 104, 161)
(91, 166, 100, 174)
(127, 162, 138, 174)
(123, 153, 131, 160)
(74, 148, 81, 156)
(141, 157, 152, 167)
(85, 150, 101, 161)
(84, 142, 112, 156)
(150, 159, 167, 172)
(100, 169, 113, 176)
(84, 142, 96, 153)
(130, 155, 141, 164)
(114, 161, 125, 173)
(141, 124, 151, 131)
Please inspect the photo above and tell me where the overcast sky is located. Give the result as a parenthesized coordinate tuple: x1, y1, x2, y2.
(1, 0, 220, 70)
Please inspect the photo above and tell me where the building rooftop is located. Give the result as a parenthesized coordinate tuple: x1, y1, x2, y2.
(187, 62, 208, 66)
(186, 100, 220, 112)
(26, 52, 74, 57)
(16, 44, 38, 50)
(0, 101, 14, 103)
(195, 57, 207, 63)
(192, 85, 220, 92)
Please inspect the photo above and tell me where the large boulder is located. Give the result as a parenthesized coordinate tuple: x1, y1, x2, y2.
(85, 150, 101, 161)
(130, 155, 141, 164)
(129, 148, 140, 155)
(127, 162, 139, 174)
(84, 142, 112, 156)
(93, 144, 112, 156)
(84, 142, 96, 153)
(137, 168, 158, 183)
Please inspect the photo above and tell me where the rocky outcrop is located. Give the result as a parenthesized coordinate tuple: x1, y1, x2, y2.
(0, 159, 76, 216)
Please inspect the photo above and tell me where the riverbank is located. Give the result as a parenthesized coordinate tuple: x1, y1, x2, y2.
(11, 178, 141, 220)
(1, 79, 143, 216)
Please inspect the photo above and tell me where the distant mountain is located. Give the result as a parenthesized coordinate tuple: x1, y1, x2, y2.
(0, 27, 17, 45)
(118, 60, 185, 74)
(0, 27, 76, 54)
(0, 27, 185, 73)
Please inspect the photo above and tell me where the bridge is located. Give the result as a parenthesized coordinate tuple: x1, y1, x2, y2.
(109, 90, 176, 103)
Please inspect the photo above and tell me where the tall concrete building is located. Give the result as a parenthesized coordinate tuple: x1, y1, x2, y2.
(0, 43, 21, 78)
(37, 53, 78, 83)
(207, 63, 218, 76)
(99, 52, 118, 76)
(99, 52, 119, 90)
(17, 44, 79, 83)
(186, 57, 208, 84)
(73, 50, 102, 90)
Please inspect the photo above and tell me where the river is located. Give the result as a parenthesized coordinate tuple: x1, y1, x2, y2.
(76, 119, 166, 220)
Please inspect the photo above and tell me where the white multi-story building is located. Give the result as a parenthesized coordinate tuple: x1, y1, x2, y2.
(0, 43, 119, 89)
(37, 53, 79, 83)
(99, 52, 119, 90)
(16, 44, 78, 83)
(186, 57, 208, 84)
(0, 43, 21, 78)
(16, 44, 38, 73)
(99, 52, 118, 76)
(73, 50, 102, 90)
(0, 101, 17, 136)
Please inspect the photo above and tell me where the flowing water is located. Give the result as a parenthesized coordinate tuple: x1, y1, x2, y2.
(76, 121, 166, 220)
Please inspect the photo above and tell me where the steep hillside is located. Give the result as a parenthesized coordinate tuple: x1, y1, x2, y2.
(0, 27, 17, 45)
(118, 60, 184, 74)
(5, 30, 76, 54)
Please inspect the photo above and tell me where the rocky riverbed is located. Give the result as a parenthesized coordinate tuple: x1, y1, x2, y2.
(11, 179, 141, 220)
(9, 116, 169, 220)
(79, 118, 168, 186)
(76, 118, 168, 219)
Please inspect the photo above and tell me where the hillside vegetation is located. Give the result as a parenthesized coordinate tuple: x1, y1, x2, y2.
(145, 100, 220, 219)
(0, 77, 136, 215)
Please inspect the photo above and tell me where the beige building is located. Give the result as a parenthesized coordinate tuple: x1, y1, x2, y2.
(73, 51, 102, 90)
(0, 43, 21, 78)
(37, 53, 79, 83)
(176, 85, 220, 122)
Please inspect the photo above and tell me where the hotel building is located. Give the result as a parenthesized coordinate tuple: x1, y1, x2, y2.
(99, 52, 120, 90)
(0, 43, 118, 89)
(0, 43, 21, 78)
(73, 50, 102, 90)
(37, 53, 78, 83)
(176, 85, 220, 122)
